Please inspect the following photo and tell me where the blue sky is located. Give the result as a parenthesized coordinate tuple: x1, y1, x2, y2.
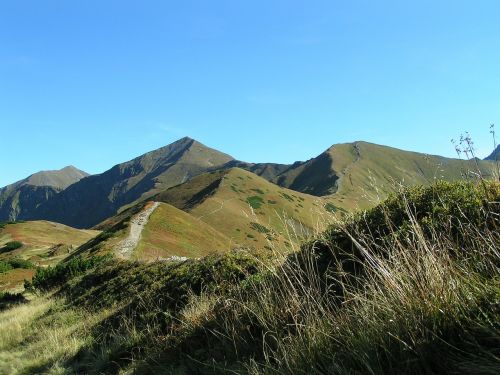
(0, 0, 498, 187)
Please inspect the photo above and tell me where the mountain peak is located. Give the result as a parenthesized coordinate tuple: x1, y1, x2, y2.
(24, 166, 89, 189)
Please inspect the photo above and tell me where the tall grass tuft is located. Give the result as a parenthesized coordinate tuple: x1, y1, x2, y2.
(209, 181, 500, 374)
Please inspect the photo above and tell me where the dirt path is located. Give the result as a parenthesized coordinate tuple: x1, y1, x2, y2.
(116, 202, 160, 259)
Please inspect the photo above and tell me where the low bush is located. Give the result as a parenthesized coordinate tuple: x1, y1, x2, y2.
(0, 262, 12, 274)
(0, 258, 35, 273)
(26, 254, 112, 292)
(1, 241, 23, 253)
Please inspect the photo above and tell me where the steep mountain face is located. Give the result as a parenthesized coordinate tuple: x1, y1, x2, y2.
(0, 166, 88, 221)
(485, 145, 500, 161)
(274, 142, 495, 210)
(31, 137, 234, 228)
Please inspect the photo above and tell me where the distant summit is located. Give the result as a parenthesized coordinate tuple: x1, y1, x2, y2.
(22, 166, 88, 189)
(27, 137, 235, 228)
(0, 166, 88, 221)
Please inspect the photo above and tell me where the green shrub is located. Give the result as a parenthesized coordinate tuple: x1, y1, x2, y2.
(280, 192, 295, 202)
(1, 241, 23, 252)
(27, 254, 112, 292)
(324, 202, 346, 213)
(250, 188, 265, 195)
(247, 196, 264, 209)
(0, 261, 12, 273)
(8, 258, 35, 269)
(250, 222, 271, 234)
(304, 181, 500, 277)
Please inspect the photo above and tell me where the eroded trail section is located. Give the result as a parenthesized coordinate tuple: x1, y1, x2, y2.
(116, 202, 160, 259)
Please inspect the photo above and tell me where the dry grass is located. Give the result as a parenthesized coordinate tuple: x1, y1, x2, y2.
(0, 295, 116, 375)
(212, 184, 500, 374)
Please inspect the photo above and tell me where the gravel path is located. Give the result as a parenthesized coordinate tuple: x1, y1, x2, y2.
(116, 202, 160, 259)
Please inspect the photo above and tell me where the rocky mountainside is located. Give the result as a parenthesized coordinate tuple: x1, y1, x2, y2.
(0, 166, 88, 221)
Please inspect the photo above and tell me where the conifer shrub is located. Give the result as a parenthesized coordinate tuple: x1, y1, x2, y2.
(0, 258, 35, 273)
(1, 241, 23, 253)
(26, 254, 112, 292)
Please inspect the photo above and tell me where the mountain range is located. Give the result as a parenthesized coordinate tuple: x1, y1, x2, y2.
(0, 137, 496, 229)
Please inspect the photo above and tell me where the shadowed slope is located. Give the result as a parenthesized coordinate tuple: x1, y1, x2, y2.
(0, 166, 88, 221)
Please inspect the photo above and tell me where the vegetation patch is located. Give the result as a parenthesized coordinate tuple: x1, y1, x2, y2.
(250, 222, 271, 234)
(280, 192, 295, 202)
(0, 241, 23, 253)
(250, 188, 265, 195)
(1, 181, 497, 374)
(0, 291, 27, 311)
(246, 195, 264, 209)
(0, 258, 35, 274)
(26, 254, 112, 292)
(324, 202, 339, 213)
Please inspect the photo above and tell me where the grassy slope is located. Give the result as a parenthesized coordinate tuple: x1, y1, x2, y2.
(82, 168, 336, 261)
(0, 181, 496, 374)
(76, 201, 231, 262)
(135, 203, 231, 260)
(276, 141, 496, 211)
(156, 167, 336, 250)
(0, 221, 99, 264)
(0, 221, 99, 291)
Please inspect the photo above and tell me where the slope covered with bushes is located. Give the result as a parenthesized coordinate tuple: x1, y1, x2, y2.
(0, 181, 498, 374)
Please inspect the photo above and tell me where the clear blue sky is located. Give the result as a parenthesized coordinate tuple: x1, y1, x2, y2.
(1, 0, 498, 187)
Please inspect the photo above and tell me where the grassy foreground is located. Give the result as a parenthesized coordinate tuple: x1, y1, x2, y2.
(0, 181, 498, 374)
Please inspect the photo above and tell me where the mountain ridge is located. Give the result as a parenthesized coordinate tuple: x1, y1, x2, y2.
(2, 136, 496, 228)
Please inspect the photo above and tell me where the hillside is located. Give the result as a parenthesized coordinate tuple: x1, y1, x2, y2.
(76, 200, 231, 262)
(2, 181, 497, 374)
(0, 220, 99, 291)
(275, 141, 496, 210)
(0, 166, 88, 221)
(76, 168, 335, 261)
(154, 167, 335, 249)
(29, 137, 235, 228)
(135, 203, 232, 260)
